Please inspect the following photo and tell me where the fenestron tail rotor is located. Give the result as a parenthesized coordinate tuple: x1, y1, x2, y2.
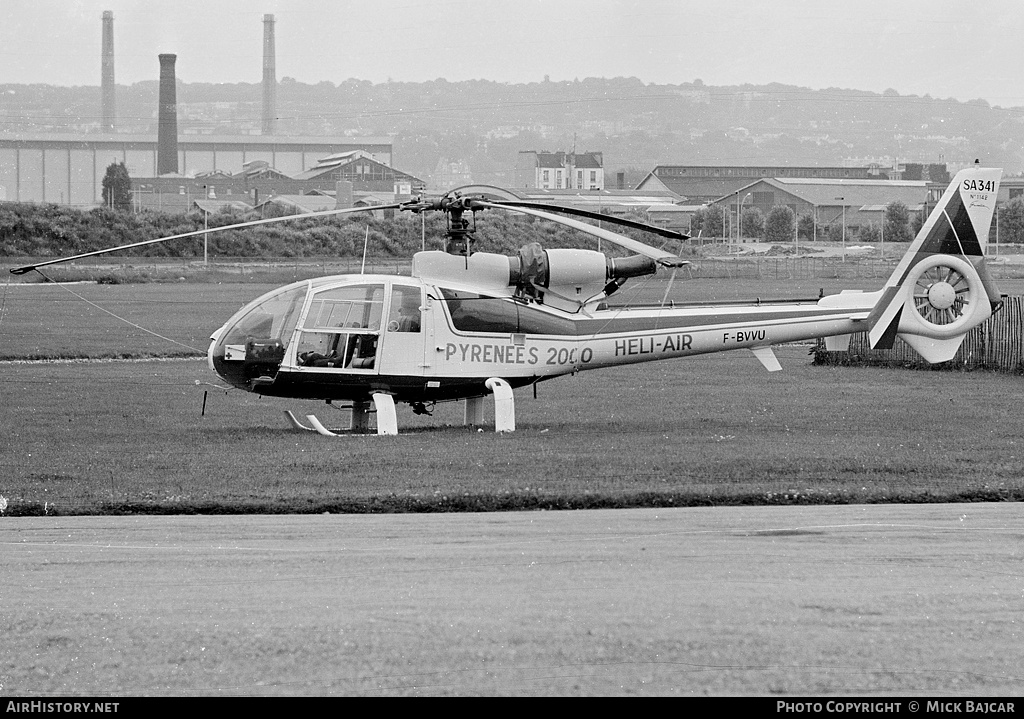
(912, 262, 972, 327)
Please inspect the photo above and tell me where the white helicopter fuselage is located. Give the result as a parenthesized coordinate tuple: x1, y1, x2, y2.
(207, 264, 878, 405)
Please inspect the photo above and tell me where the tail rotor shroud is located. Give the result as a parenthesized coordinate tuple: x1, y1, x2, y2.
(900, 254, 989, 339)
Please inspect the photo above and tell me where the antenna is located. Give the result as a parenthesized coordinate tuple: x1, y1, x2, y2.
(361, 225, 369, 274)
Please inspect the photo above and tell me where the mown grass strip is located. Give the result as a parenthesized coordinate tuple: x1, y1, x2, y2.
(1, 348, 1021, 516)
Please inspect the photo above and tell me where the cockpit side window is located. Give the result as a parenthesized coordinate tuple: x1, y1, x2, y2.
(388, 285, 422, 333)
(304, 284, 384, 331)
(440, 288, 519, 333)
(438, 288, 575, 335)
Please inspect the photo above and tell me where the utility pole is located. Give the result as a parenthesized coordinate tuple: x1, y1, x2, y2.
(835, 197, 846, 261)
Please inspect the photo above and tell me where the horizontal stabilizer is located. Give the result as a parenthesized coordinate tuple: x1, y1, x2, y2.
(750, 346, 782, 372)
(900, 334, 965, 364)
(823, 334, 852, 352)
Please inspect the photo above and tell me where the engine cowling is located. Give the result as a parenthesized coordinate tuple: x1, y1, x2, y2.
(511, 242, 657, 310)
(412, 242, 658, 312)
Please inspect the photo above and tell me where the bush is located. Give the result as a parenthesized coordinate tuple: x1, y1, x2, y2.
(858, 223, 881, 244)
(764, 206, 795, 243)
(0, 201, 682, 261)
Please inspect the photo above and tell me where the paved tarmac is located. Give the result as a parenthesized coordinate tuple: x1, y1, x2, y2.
(2, 503, 1022, 696)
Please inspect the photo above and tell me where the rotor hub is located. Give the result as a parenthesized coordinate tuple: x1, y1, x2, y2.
(926, 281, 957, 310)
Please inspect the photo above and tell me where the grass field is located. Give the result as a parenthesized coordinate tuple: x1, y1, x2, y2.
(1, 347, 1022, 516)
(1, 263, 1022, 516)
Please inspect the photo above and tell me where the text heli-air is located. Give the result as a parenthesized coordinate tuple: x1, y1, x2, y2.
(11, 166, 1004, 436)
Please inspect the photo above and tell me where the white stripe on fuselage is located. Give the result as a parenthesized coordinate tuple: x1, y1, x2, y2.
(434, 300, 873, 378)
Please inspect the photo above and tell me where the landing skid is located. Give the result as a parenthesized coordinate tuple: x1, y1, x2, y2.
(284, 393, 398, 436)
(305, 415, 348, 437)
(285, 379, 516, 436)
(283, 410, 356, 435)
(283, 410, 321, 432)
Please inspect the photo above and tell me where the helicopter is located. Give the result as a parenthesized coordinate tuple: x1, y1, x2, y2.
(11, 166, 1003, 436)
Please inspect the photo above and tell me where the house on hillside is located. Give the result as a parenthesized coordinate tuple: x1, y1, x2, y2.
(433, 158, 474, 191)
(516, 151, 605, 190)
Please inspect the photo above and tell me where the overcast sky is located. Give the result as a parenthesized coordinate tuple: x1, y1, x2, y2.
(3, 0, 1023, 107)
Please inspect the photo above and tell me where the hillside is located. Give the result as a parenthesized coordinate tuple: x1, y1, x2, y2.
(2, 77, 1022, 187)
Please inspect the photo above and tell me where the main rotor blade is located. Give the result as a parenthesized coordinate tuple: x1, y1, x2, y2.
(489, 200, 689, 242)
(9, 203, 404, 275)
(473, 200, 689, 267)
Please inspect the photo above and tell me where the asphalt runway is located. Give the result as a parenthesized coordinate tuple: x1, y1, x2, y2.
(2, 503, 1022, 697)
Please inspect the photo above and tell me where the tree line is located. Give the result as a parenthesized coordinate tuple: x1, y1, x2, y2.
(4, 197, 1024, 262)
(689, 199, 1024, 244)
(0, 198, 681, 261)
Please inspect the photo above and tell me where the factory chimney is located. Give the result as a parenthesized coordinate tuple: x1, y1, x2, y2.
(101, 11, 115, 132)
(262, 14, 276, 135)
(157, 54, 179, 175)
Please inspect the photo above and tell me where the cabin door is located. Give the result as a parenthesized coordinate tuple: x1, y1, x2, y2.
(378, 284, 428, 376)
(292, 282, 384, 375)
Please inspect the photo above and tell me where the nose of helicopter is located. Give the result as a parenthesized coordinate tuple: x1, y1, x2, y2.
(205, 279, 310, 391)
(207, 326, 224, 374)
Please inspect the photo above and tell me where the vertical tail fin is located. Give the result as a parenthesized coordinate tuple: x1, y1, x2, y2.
(867, 166, 1002, 362)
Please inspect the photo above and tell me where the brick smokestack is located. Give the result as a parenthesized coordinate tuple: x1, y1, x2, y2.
(157, 54, 179, 175)
(262, 14, 276, 135)
(101, 11, 115, 132)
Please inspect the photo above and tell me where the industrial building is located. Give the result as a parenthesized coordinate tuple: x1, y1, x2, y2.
(0, 134, 396, 208)
(0, 11, 399, 210)
(712, 177, 930, 235)
(633, 164, 946, 205)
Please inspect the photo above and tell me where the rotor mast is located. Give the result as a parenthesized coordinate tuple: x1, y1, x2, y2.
(403, 193, 482, 256)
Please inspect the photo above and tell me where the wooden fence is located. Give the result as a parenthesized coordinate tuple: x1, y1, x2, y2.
(813, 295, 1024, 373)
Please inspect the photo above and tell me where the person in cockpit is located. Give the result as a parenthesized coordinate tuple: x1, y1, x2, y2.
(397, 301, 421, 332)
